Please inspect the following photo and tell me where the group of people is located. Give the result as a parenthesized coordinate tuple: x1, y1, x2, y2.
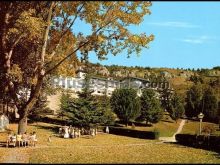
(6, 131, 37, 147)
(58, 125, 98, 138)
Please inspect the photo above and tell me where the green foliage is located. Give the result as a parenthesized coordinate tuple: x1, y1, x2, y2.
(106, 126, 158, 139)
(139, 89, 163, 124)
(160, 88, 173, 112)
(169, 93, 185, 121)
(29, 94, 53, 121)
(185, 83, 204, 117)
(60, 74, 115, 127)
(203, 87, 218, 122)
(185, 83, 219, 122)
(95, 95, 117, 125)
(110, 88, 141, 126)
(213, 66, 220, 70)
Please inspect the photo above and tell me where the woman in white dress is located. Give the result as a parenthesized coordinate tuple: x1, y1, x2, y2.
(63, 126, 69, 138)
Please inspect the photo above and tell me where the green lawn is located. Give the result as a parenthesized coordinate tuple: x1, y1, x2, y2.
(126, 120, 180, 137)
(0, 122, 220, 163)
(181, 120, 220, 135)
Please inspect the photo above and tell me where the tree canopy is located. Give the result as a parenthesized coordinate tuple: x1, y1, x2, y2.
(139, 89, 163, 124)
(110, 88, 141, 126)
(0, 1, 154, 133)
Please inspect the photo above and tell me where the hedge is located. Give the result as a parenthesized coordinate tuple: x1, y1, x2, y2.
(175, 133, 220, 152)
(100, 126, 159, 140)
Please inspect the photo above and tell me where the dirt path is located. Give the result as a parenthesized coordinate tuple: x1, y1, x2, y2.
(1, 147, 30, 163)
(159, 119, 186, 143)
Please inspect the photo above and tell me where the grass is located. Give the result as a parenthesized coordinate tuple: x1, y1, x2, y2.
(125, 113, 181, 137)
(0, 122, 220, 163)
(181, 120, 220, 135)
(126, 120, 180, 137)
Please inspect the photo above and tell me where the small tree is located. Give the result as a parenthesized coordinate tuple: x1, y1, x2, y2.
(110, 88, 141, 126)
(139, 89, 163, 125)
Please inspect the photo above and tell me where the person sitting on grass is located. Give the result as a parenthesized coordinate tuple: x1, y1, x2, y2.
(22, 132, 29, 147)
(6, 132, 13, 147)
(16, 133, 22, 147)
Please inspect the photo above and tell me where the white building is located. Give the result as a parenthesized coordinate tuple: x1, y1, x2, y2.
(51, 70, 172, 97)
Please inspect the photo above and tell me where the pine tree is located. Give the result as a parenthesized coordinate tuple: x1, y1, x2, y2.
(60, 53, 108, 128)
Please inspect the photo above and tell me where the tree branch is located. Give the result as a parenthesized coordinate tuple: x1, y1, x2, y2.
(46, 2, 86, 63)
(45, 3, 120, 75)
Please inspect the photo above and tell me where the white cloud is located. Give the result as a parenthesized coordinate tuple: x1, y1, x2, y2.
(179, 35, 217, 44)
(148, 21, 200, 28)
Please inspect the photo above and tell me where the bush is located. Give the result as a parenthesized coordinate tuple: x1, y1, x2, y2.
(175, 134, 197, 146)
(202, 124, 216, 135)
(105, 126, 159, 139)
(175, 133, 220, 152)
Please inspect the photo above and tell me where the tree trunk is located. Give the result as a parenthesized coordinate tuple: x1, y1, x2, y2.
(17, 76, 43, 134)
(18, 117, 27, 134)
(17, 2, 54, 134)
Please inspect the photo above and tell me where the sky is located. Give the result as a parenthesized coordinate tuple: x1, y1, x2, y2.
(74, 2, 220, 69)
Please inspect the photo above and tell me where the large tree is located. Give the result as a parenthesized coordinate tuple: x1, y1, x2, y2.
(0, 1, 154, 133)
(60, 71, 115, 128)
(139, 89, 163, 125)
(185, 83, 204, 118)
(169, 93, 185, 122)
(202, 87, 218, 122)
(110, 88, 141, 126)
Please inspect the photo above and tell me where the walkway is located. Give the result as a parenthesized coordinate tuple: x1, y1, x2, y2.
(159, 119, 186, 143)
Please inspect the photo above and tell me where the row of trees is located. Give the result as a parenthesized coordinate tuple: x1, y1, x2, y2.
(59, 77, 185, 128)
(110, 88, 163, 126)
(185, 83, 219, 122)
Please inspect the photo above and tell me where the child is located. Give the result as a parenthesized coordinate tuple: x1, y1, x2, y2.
(22, 132, 29, 147)
(16, 134, 22, 147)
(11, 133, 16, 147)
(6, 132, 12, 147)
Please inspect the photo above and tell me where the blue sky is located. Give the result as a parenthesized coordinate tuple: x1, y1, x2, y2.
(74, 2, 220, 69)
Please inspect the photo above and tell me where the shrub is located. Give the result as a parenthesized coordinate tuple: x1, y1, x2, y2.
(175, 134, 197, 146)
(175, 133, 220, 152)
(202, 124, 216, 135)
(106, 126, 158, 139)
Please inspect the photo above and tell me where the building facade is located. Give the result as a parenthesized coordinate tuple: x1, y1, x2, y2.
(52, 70, 172, 97)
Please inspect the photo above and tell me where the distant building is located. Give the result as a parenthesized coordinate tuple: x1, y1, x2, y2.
(51, 69, 172, 97)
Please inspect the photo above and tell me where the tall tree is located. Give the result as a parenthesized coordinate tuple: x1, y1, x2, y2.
(185, 83, 204, 117)
(139, 89, 163, 125)
(203, 87, 218, 122)
(110, 88, 141, 126)
(0, 1, 154, 133)
(60, 72, 107, 128)
(169, 93, 185, 122)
